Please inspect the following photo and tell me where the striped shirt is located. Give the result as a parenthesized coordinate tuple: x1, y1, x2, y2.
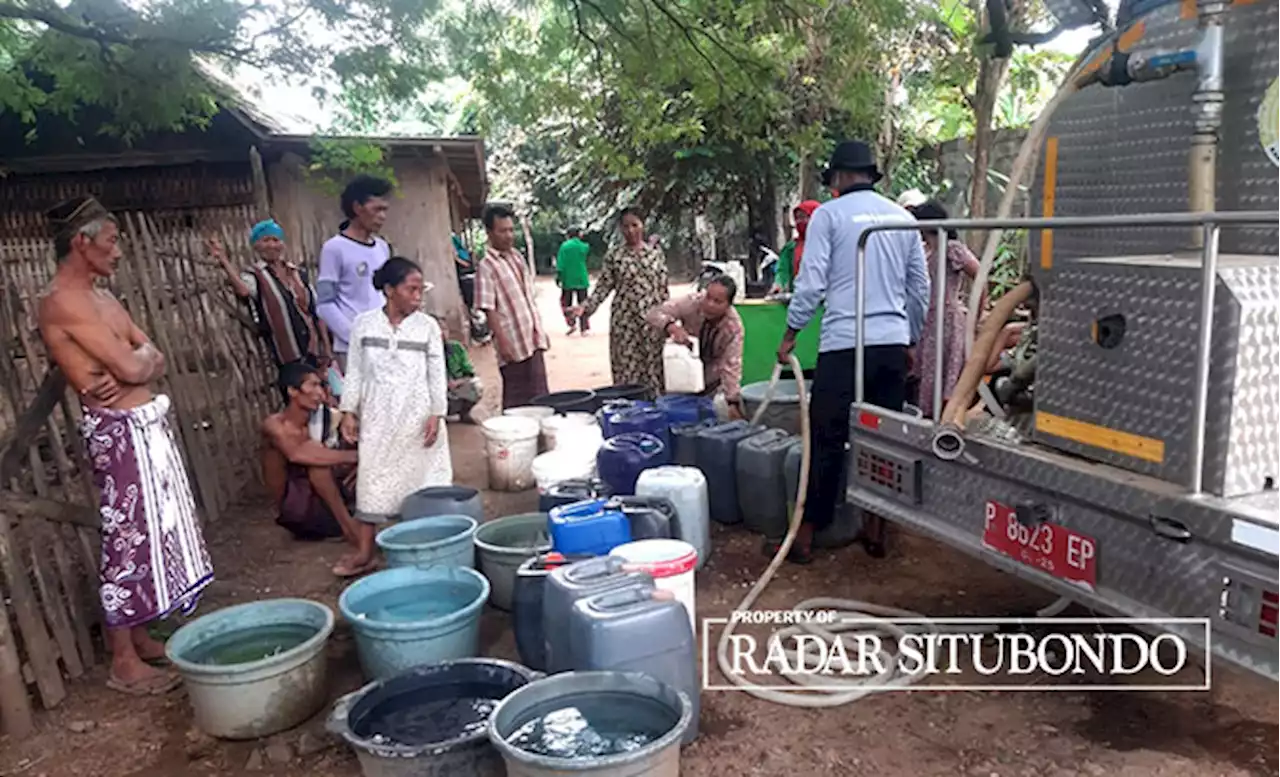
(475, 247, 549, 366)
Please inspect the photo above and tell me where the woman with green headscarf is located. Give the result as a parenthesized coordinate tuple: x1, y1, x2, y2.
(208, 220, 333, 384)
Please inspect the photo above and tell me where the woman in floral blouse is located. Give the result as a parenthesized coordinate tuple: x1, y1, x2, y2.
(576, 208, 670, 397)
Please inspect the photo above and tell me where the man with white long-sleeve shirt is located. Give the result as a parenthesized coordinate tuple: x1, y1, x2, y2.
(316, 175, 394, 376)
(777, 140, 930, 564)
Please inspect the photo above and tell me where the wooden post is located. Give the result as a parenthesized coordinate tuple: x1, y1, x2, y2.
(250, 146, 271, 221)
(0, 511, 65, 708)
(28, 522, 83, 678)
(0, 369, 67, 485)
(0, 597, 33, 738)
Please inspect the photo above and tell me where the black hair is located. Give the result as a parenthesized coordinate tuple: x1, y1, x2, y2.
(482, 203, 516, 231)
(278, 362, 321, 396)
(707, 273, 738, 303)
(566, 226, 583, 238)
(373, 256, 422, 291)
(618, 207, 643, 224)
(340, 175, 393, 219)
(908, 200, 958, 240)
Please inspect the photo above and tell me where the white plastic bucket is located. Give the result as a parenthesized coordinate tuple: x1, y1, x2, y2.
(610, 539, 698, 635)
(553, 425, 604, 464)
(482, 416, 541, 492)
(531, 450, 595, 493)
(540, 412, 598, 451)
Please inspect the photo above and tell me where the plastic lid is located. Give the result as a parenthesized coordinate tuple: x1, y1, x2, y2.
(611, 539, 698, 577)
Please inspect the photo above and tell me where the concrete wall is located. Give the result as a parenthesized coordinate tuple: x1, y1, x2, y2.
(267, 154, 468, 341)
(932, 128, 1034, 218)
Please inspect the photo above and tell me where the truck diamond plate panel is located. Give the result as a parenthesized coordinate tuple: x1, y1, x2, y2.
(1034, 255, 1278, 496)
(1030, 1, 1279, 264)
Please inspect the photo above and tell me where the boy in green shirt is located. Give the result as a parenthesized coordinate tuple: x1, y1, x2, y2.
(556, 227, 591, 335)
(437, 317, 483, 422)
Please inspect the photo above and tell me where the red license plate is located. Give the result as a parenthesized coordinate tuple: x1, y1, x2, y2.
(982, 500, 1097, 591)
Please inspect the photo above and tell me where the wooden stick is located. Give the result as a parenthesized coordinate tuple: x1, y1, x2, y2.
(51, 522, 95, 669)
(0, 511, 65, 708)
(28, 522, 83, 678)
(0, 593, 33, 738)
(0, 369, 66, 484)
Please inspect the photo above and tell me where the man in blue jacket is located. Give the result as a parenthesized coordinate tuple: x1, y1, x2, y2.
(778, 140, 931, 564)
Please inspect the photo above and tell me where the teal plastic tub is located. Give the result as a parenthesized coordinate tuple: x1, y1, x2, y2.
(377, 515, 478, 570)
(339, 566, 491, 681)
(165, 598, 334, 740)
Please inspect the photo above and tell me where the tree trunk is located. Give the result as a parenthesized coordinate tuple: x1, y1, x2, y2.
(966, 0, 1019, 248)
(797, 151, 817, 203)
(760, 156, 780, 252)
(519, 214, 536, 294)
(878, 65, 903, 194)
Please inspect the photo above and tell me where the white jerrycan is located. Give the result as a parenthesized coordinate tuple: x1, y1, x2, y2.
(663, 337, 705, 394)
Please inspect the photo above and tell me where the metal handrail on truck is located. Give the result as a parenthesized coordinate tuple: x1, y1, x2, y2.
(853, 210, 1280, 496)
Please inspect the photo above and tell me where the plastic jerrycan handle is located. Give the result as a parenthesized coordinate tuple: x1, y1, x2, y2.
(563, 555, 627, 584)
(586, 581, 660, 613)
(553, 498, 607, 522)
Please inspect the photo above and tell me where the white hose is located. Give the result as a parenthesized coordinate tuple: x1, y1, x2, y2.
(715, 358, 1069, 706)
(965, 51, 1093, 354)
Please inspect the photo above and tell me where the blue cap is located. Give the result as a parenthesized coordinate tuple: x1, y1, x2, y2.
(249, 219, 285, 244)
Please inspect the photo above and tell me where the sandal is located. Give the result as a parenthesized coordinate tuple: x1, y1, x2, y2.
(106, 671, 182, 696)
(332, 557, 379, 578)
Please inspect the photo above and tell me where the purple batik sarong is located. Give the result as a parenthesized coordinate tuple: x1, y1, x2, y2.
(81, 395, 214, 630)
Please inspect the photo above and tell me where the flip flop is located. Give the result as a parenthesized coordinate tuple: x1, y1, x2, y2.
(107, 671, 182, 696)
(332, 558, 379, 579)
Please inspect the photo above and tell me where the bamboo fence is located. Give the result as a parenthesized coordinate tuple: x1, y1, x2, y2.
(0, 206, 294, 735)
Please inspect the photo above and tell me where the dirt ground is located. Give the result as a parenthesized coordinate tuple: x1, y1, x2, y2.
(1, 278, 1275, 777)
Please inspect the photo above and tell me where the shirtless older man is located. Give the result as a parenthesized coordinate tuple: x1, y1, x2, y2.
(37, 196, 214, 696)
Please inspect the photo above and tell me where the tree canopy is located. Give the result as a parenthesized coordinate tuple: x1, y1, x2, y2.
(3, 0, 1077, 266)
(0, 0, 446, 138)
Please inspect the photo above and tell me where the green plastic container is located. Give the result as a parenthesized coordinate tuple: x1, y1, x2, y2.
(734, 300, 821, 386)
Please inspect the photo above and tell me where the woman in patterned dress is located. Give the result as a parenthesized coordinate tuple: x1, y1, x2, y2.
(579, 209, 670, 397)
(907, 201, 983, 418)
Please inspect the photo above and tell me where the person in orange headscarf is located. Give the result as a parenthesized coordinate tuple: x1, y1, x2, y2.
(771, 200, 821, 293)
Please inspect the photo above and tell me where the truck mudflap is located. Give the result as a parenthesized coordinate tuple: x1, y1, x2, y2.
(845, 405, 1280, 682)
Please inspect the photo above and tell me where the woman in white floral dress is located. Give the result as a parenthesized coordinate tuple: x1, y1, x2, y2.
(338, 257, 452, 574)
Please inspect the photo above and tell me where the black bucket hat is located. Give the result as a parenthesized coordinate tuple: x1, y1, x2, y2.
(820, 140, 883, 186)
